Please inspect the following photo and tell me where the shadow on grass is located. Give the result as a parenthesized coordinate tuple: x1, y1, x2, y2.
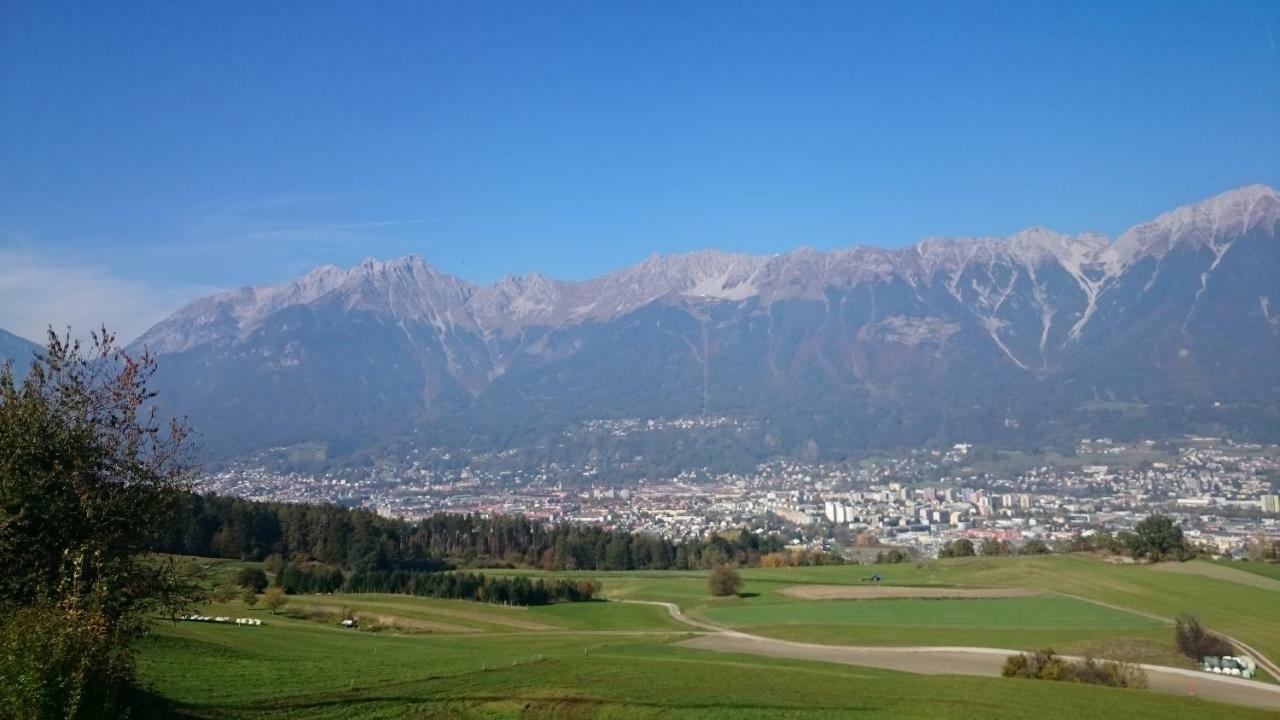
(128, 687, 205, 720)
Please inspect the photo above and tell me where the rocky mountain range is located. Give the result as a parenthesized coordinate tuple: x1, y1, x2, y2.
(14, 184, 1278, 471)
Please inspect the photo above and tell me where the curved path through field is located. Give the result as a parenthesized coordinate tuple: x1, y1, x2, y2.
(620, 601, 1280, 712)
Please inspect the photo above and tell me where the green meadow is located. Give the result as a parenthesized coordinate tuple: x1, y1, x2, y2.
(1208, 559, 1280, 582)
(137, 611, 1269, 720)
(484, 555, 1278, 665)
(697, 595, 1173, 658)
(592, 555, 1280, 664)
(135, 553, 1280, 718)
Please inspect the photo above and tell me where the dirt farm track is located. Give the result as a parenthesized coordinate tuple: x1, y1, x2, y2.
(622, 600, 1280, 712)
(680, 634, 1280, 711)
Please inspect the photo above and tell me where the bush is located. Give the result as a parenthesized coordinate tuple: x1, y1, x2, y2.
(1174, 613, 1233, 660)
(760, 552, 789, 568)
(1018, 539, 1052, 556)
(264, 586, 289, 614)
(874, 549, 911, 564)
(235, 568, 269, 593)
(1016, 648, 1071, 681)
(980, 538, 1010, 556)
(211, 584, 238, 603)
(1071, 656, 1149, 689)
(938, 539, 975, 558)
(0, 602, 137, 720)
(708, 565, 742, 597)
(0, 330, 198, 719)
(263, 554, 285, 575)
(1001, 653, 1029, 677)
(575, 579, 603, 600)
(1002, 648, 1146, 689)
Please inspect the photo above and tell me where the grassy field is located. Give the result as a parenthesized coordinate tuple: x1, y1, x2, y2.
(485, 556, 1274, 657)
(134, 553, 1280, 717)
(415, 554, 1280, 665)
(697, 595, 1174, 658)
(587, 555, 1280, 665)
(1208, 559, 1280, 582)
(286, 592, 687, 633)
(137, 607, 1270, 719)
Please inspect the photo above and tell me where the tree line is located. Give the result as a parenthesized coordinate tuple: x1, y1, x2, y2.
(927, 515, 1199, 562)
(158, 492, 841, 573)
(343, 570, 600, 605)
(260, 556, 602, 605)
(275, 561, 346, 594)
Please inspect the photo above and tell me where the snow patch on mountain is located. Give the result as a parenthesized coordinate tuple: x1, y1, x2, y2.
(1105, 184, 1280, 273)
(863, 315, 961, 346)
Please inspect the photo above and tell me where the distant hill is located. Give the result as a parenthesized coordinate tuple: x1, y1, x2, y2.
(131, 185, 1280, 468)
(0, 329, 40, 380)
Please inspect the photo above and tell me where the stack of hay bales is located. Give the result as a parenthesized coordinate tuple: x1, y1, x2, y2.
(1202, 655, 1257, 679)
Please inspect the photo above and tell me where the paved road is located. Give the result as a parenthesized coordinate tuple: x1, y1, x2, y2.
(620, 600, 1280, 712)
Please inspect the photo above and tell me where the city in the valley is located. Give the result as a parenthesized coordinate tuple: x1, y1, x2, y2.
(201, 429, 1280, 560)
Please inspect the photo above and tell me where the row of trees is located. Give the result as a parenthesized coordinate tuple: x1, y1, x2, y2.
(275, 561, 347, 594)
(937, 538, 1050, 558)
(931, 515, 1196, 562)
(160, 493, 841, 573)
(757, 549, 846, 567)
(343, 570, 601, 605)
(266, 556, 603, 606)
(874, 548, 913, 564)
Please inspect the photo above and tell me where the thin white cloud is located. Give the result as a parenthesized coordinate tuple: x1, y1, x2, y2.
(181, 195, 456, 251)
(0, 250, 209, 346)
(243, 218, 453, 244)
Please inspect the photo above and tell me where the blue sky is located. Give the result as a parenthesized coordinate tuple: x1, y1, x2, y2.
(2, 1, 1278, 341)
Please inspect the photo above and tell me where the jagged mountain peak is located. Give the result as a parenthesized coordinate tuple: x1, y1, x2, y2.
(629, 249, 762, 276)
(1107, 184, 1280, 270)
(134, 184, 1280, 463)
(601, 250, 766, 303)
(349, 253, 457, 283)
(911, 227, 1109, 281)
(492, 271, 547, 292)
(135, 184, 1277, 357)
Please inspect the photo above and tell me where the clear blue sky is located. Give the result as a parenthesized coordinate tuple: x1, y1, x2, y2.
(1, 1, 1278, 340)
